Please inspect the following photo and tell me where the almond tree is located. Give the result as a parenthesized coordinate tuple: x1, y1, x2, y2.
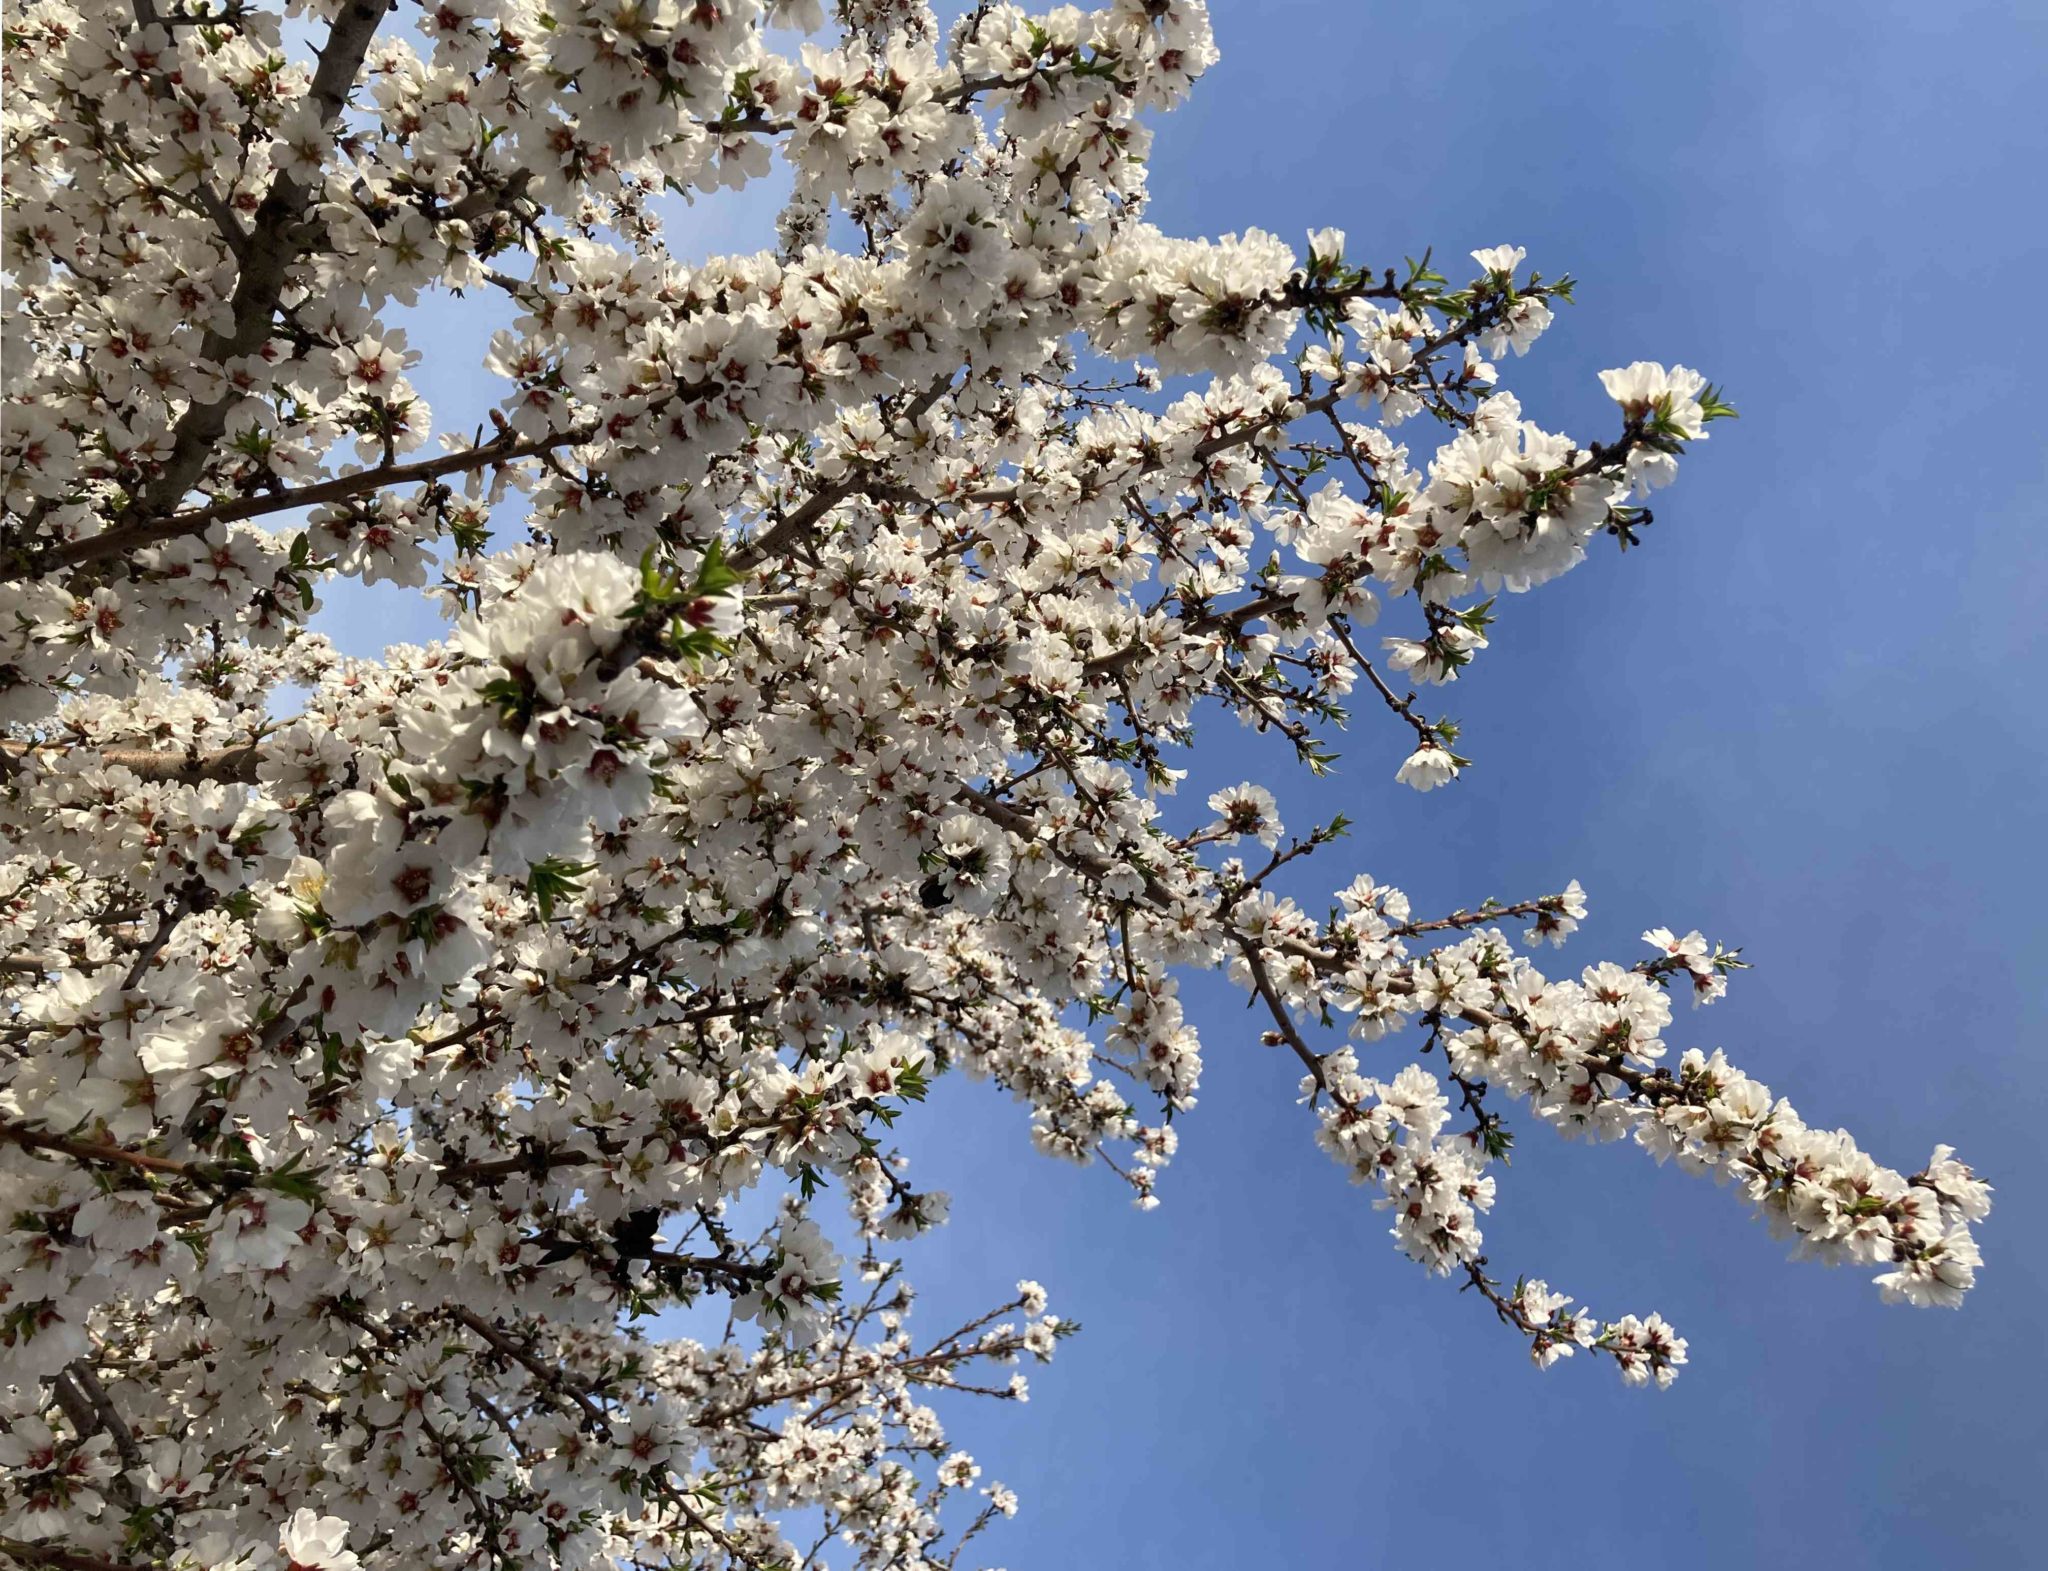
(0, 2, 1991, 1568)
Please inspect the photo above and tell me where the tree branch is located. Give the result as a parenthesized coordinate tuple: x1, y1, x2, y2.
(121, 0, 388, 533)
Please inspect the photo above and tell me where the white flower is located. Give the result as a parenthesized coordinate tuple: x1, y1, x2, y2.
(335, 335, 407, 397)
(1597, 360, 1709, 434)
(282, 1509, 361, 1571)
(211, 1193, 313, 1273)
(0, 1416, 59, 1474)
(938, 1451, 981, 1488)
(1205, 782, 1282, 847)
(1395, 745, 1459, 792)
(1875, 1227, 1982, 1309)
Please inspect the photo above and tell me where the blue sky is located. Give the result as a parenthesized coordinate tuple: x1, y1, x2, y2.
(317, 2, 2048, 1565)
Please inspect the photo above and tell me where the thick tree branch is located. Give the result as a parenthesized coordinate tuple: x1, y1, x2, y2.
(123, 0, 387, 530)
(0, 1539, 152, 1571)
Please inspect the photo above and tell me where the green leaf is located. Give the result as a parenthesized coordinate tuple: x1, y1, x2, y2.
(480, 673, 538, 729)
(692, 536, 743, 598)
(527, 857, 596, 921)
(261, 1151, 327, 1204)
(1699, 382, 1739, 422)
(639, 544, 672, 605)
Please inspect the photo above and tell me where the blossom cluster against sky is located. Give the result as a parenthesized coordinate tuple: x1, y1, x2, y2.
(313, 2, 2047, 1564)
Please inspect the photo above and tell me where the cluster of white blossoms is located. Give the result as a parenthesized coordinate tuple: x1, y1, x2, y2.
(0, 0, 1990, 1567)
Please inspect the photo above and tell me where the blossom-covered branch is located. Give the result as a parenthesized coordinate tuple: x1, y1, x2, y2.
(0, 0, 1982, 1567)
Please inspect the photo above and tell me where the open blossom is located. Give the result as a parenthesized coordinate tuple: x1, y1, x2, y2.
(1598, 360, 1710, 428)
(1526, 878, 1587, 947)
(1395, 744, 1459, 792)
(0, 0, 1982, 1564)
(211, 1193, 314, 1273)
(1206, 782, 1283, 846)
(282, 1511, 361, 1571)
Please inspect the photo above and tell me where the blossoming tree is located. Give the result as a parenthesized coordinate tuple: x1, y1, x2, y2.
(0, 0, 1993, 1566)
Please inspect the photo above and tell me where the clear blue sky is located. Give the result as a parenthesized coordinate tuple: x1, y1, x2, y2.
(320, 3, 2048, 1564)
